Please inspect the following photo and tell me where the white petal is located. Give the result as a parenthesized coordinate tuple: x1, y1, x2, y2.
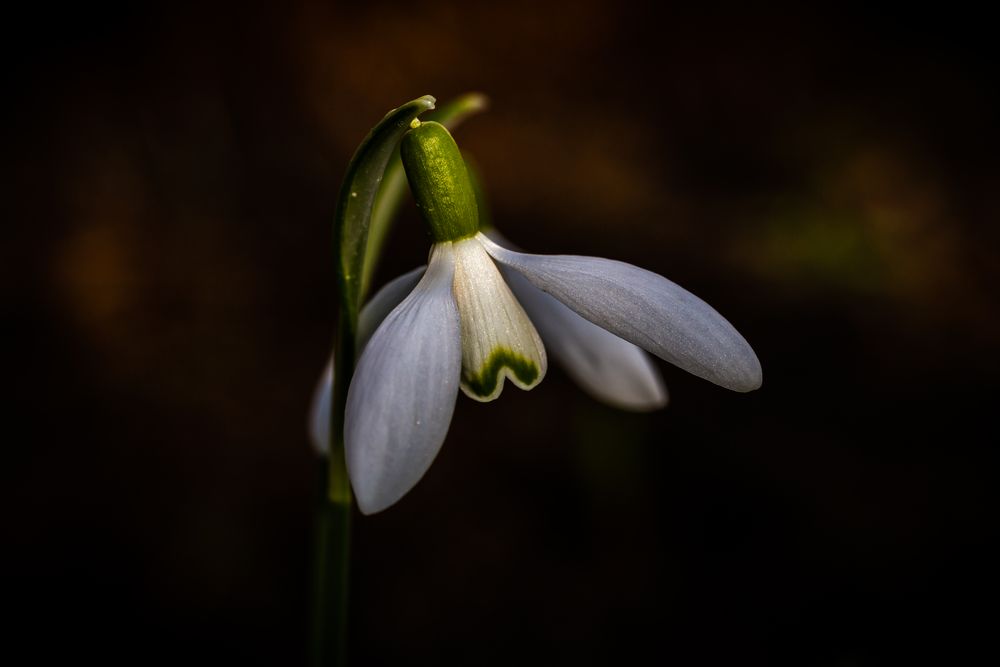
(502, 267, 668, 411)
(357, 265, 426, 351)
(345, 244, 462, 514)
(307, 355, 334, 455)
(479, 233, 762, 392)
(452, 237, 547, 401)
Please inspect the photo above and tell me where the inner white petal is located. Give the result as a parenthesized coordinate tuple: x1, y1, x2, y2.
(451, 237, 547, 401)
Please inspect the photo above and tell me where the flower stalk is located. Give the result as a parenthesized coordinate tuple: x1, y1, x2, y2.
(312, 95, 437, 666)
(311, 93, 488, 665)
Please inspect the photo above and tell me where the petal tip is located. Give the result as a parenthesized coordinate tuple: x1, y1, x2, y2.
(460, 347, 546, 402)
(353, 487, 397, 515)
(638, 387, 670, 411)
(347, 435, 439, 515)
(724, 353, 763, 393)
(738, 372, 763, 393)
(589, 373, 669, 412)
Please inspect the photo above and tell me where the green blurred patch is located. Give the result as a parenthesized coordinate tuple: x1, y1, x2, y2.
(731, 146, 970, 310)
(742, 197, 886, 294)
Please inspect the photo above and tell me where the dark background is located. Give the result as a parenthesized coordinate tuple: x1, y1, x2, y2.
(6, 2, 998, 665)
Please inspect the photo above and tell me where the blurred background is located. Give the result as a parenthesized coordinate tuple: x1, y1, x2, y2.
(5, 2, 998, 665)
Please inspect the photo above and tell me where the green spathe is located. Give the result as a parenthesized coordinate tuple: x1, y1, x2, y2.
(462, 347, 541, 399)
(400, 121, 480, 242)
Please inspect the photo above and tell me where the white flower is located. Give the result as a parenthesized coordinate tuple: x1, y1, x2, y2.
(326, 231, 760, 514)
(308, 236, 671, 457)
(311, 118, 761, 514)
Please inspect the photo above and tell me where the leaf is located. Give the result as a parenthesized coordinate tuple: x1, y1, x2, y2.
(329, 95, 435, 503)
(336, 94, 437, 326)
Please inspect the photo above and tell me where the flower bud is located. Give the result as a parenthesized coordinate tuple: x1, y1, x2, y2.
(400, 120, 480, 242)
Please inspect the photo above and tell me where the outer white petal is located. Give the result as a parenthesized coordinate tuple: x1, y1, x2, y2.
(357, 266, 426, 351)
(502, 267, 668, 410)
(479, 233, 762, 392)
(307, 355, 334, 455)
(452, 237, 547, 401)
(345, 244, 461, 514)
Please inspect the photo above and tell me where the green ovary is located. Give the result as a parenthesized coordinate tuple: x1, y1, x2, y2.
(462, 347, 540, 399)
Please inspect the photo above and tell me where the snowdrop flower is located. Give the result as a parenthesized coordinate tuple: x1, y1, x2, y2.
(308, 235, 670, 455)
(327, 120, 761, 514)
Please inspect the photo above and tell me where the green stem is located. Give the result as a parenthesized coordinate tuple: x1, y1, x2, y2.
(310, 460, 352, 666)
(329, 318, 355, 506)
(309, 94, 487, 665)
(309, 323, 354, 666)
(310, 95, 438, 667)
(310, 317, 354, 665)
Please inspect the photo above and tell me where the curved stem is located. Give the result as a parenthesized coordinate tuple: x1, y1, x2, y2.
(309, 94, 486, 665)
(311, 95, 438, 667)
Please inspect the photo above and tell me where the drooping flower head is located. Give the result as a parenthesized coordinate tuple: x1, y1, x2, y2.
(338, 119, 761, 514)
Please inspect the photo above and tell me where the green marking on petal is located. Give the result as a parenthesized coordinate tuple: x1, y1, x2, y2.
(461, 347, 541, 400)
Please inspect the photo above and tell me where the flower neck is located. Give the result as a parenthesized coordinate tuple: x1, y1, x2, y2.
(400, 120, 480, 243)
